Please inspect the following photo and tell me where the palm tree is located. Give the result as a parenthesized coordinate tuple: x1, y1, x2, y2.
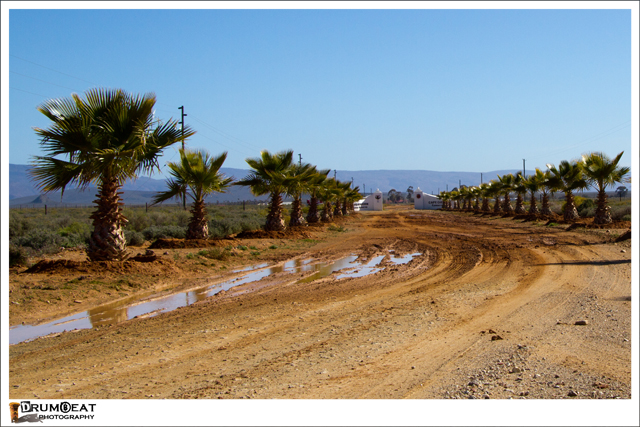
(335, 180, 352, 217)
(236, 150, 294, 231)
(449, 190, 461, 210)
(285, 162, 317, 227)
(479, 183, 492, 213)
(468, 186, 479, 211)
(497, 174, 515, 214)
(344, 186, 362, 214)
(151, 149, 233, 239)
(30, 88, 191, 261)
(305, 169, 331, 224)
(523, 169, 547, 215)
(546, 160, 589, 221)
(581, 151, 630, 224)
(319, 178, 340, 222)
(513, 173, 527, 214)
(488, 180, 502, 213)
(437, 191, 448, 210)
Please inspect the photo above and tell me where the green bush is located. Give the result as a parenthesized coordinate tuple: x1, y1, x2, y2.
(197, 248, 228, 261)
(125, 230, 146, 246)
(142, 225, 186, 240)
(9, 244, 30, 267)
(612, 205, 631, 221)
(577, 199, 596, 218)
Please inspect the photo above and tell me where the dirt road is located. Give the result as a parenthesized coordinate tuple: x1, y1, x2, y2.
(9, 207, 632, 403)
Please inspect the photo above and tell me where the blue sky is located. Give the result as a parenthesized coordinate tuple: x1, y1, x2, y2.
(4, 4, 636, 177)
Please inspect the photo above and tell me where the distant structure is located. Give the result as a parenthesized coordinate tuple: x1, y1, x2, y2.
(414, 187, 443, 210)
(354, 189, 383, 211)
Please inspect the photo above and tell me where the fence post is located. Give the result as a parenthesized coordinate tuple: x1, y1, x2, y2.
(45, 204, 47, 215)
(146, 202, 148, 213)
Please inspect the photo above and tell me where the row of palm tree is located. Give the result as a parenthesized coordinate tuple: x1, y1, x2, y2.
(438, 153, 629, 225)
(29, 89, 362, 261)
(235, 149, 362, 231)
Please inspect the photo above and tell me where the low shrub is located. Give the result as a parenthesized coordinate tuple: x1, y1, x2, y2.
(197, 248, 228, 261)
(9, 244, 30, 267)
(125, 230, 146, 246)
(577, 199, 596, 217)
(142, 225, 186, 241)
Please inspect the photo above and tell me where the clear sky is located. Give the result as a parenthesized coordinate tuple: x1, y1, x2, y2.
(4, 3, 637, 178)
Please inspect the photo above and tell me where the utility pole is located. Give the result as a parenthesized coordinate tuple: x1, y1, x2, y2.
(334, 170, 337, 180)
(351, 177, 353, 188)
(363, 184, 365, 195)
(481, 173, 483, 184)
(179, 106, 187, 209)
(299, 153, 302, 166)
(523, 159, 526, 178)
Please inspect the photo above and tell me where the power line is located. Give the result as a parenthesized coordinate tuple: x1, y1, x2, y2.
(189, 115, 262, 152)
(10, 54, 98, 86)
(10, 70, 80, 92)
(527, 121, 631, 161)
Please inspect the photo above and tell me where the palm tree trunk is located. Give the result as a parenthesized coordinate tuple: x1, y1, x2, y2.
(493, 197, 503, 213)
(333, 200, 343, 217)
(87, 178, 129, 261)
(265, 192, 286, 231)
(306, 196, 320, 223)
(515, 193, 526, 214)
(474, 199, 479, 211)
(540, 193, 553, 216)
(289, 196, 306, 227)
(502, 193, 514, 214)
(593, 189, 612, 224)
(528, 191, 539, 214)
(342, 198, 348, 215)
(186, 199, 209, 239)
(563, 191, 579, 221)
(321, 200, 332, 222)
(482, 198, 490, 212)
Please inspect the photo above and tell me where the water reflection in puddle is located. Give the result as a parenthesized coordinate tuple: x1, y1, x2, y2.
(390, 252, 422, 265)
(10, 252, 422, 345)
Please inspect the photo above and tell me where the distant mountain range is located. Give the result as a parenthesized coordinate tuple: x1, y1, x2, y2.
(7, 163, 627, 207)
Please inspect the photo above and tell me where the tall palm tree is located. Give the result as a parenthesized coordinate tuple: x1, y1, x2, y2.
(236, 150, 294, 231)
(497, 173, 515, 214)
(334, 180, 352, 217)
(546, 160, 589, 221)
(305, 169, 331, 224)
(523, 169, 547, 215)
(30, 88, 191, 261)
(285, 162, 317, 227)
(488, 180, 502, 213)
(479, 183, 492, 213)
(344, 186, 362, 214)
(437, 191, 447, 210)
(513, 173, 527, 214)
(468, 186, 479, 211)
(449, 190, 461, 210)
(319, 178, 340, 222)
(581, 151, 630, 224)
(151, 149, 233, 239)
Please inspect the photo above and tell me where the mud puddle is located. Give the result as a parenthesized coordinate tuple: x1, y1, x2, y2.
(10, 252, 422, 345)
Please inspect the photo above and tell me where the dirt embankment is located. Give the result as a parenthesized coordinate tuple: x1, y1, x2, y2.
(9, 207, 632, 404)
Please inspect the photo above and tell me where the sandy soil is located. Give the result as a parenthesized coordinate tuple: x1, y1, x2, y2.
(8, 206, 632, 402)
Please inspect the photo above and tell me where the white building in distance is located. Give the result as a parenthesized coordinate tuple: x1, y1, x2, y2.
(414, 187, 443, 210)
(354, 189, 383, 211)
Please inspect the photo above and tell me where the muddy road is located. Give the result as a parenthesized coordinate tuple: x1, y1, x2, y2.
(9, 207, 632, 402)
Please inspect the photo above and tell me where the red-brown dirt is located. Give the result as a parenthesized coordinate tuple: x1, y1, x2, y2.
(9, 207, 632, 408)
